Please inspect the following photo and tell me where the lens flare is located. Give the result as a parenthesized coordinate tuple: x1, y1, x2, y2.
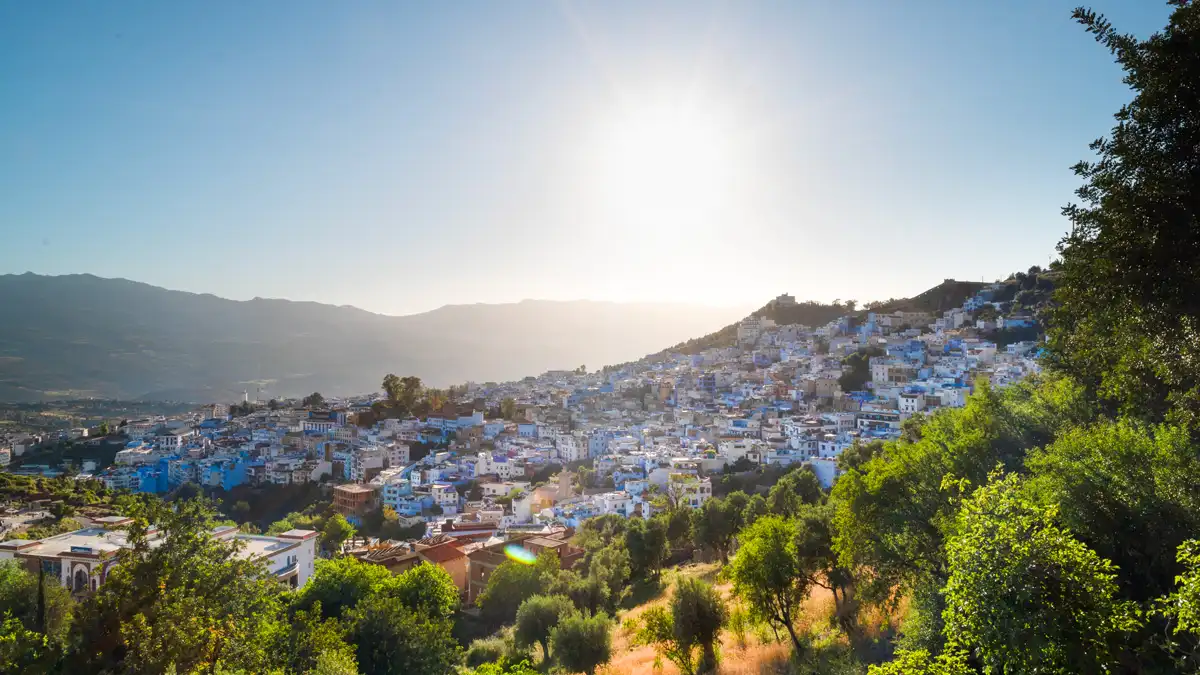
(504, 544, 538, 565)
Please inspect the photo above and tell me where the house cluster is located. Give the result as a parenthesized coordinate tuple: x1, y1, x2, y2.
(86, 408, 420, 497)
(0, 428, 72, 469)
(347, 526, 584, 606)
(71, 286, 1036, 525)
(312, 284, 1041, 545)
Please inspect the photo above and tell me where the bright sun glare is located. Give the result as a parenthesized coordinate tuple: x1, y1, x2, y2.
(594, 102, 734, 229)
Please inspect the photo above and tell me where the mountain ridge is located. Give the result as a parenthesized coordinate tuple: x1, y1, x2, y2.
(0, 273, 746, 403)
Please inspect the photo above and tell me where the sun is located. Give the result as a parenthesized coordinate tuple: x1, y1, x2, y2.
(593, 101, 734, 228)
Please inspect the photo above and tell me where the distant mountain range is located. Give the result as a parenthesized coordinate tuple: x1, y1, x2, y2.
(0, 273, 747, 403)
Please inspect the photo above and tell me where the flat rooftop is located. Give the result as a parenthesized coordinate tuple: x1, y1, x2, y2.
(233, 534, 294, 559)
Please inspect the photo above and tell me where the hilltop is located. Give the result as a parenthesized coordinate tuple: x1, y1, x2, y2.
(664, 277, 1003, 355)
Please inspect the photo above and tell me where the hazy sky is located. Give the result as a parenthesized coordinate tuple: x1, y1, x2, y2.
(0, 2, 1172, 315)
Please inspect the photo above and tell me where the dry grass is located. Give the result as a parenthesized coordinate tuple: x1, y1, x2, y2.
(604, 564, 906, 675)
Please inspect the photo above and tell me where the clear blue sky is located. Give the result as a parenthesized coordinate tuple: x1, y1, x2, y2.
(0, 1, 1172, 315)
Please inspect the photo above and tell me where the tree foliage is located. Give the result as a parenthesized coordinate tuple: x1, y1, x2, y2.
(668, 577, 725, 674)
(292, 556, 399, 621)
(513, 594, 573, 662)
(549, 611, 612, 675)
(866, 648, 971, 675)
(70, 498, 288, 674)
(943, 473, 1140, 674)
(321, 514, 355, 554)
(477, 551, 559, 628)
(692, 497, 737, 564)
(727, 515, 812, 655)
(344, 594, 459, 675)
(1049, 1, 1200, 423)
(625, 516, 669, 581)
(766, 467, 823, 518)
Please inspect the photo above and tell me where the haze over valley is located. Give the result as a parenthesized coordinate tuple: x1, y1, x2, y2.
(0, 273, 749, 402)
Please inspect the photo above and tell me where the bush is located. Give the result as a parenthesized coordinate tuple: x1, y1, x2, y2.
(550, 611, 613, 675)
(465, 637, 507, 667)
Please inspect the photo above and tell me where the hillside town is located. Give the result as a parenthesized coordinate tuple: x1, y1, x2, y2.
(0, 281, 1041, 599)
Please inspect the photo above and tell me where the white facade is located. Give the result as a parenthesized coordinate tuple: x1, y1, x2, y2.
(898, 392, 926, 414)
(0, 523, 319, 593)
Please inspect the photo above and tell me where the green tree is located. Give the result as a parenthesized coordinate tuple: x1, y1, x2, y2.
(723, 491, 750, 532)
(293, 556, 400, 621)
(282, 601, 358, 674)
(692, 497, 736, 564)
(344, 594, 460, 675)
(0, 613, 57, 674)
(837, 439, 885, 473)
(727, 515, 811, 655)
(1027, 420, 1200, 605)
(500, 398, 518, 421)
(665, 507, 694, 551)
(793, 503, 854, 627)
(0, 561, 72, 648)
(69, 498, 287, 674)
(382, 374, 401, 403)
(866, 649, 971, 675)
(477, 551, 559, 627)
(382, 375, 424, 416)
(1161, 539, 1200, 661)
(625, 517, 669, 581)
(741, 494, 769, 528)
(544, 570, 610, 615)
(669, 577, 726, 674)
(585, 544, 631, 613)
(394, 562, 459, 620)
(766, 467, 822, 518)
(832, 379, 1088, 602)
(635, 606, 697, 675)
(311, 649, 361, 675)
(943, 473, 1140, 674)
(838, 348, 875, 392)
(550, 611, 613, 675)
(303, 392, 326, 407)
(321, 513, 356, 554)
(514, 594, 574, 662)
(1049, 2, 1200, 423)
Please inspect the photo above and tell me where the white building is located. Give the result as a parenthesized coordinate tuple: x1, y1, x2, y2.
(898, 391, 926, 414)
(555, 433, 587, 463)
(669, 475, 712, 509)
(429, 484, 459, 515)
(0, 519, 319, 592)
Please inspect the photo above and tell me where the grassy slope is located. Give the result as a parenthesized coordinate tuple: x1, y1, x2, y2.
(603, 563, 900, 675)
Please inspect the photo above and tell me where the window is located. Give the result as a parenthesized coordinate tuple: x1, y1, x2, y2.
(74, 568, 88, 592)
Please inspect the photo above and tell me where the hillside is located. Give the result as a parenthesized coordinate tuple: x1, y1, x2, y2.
(665, 278, 991, 355)
(865, 279, 988, 315)
(0, 274, 744, 402)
